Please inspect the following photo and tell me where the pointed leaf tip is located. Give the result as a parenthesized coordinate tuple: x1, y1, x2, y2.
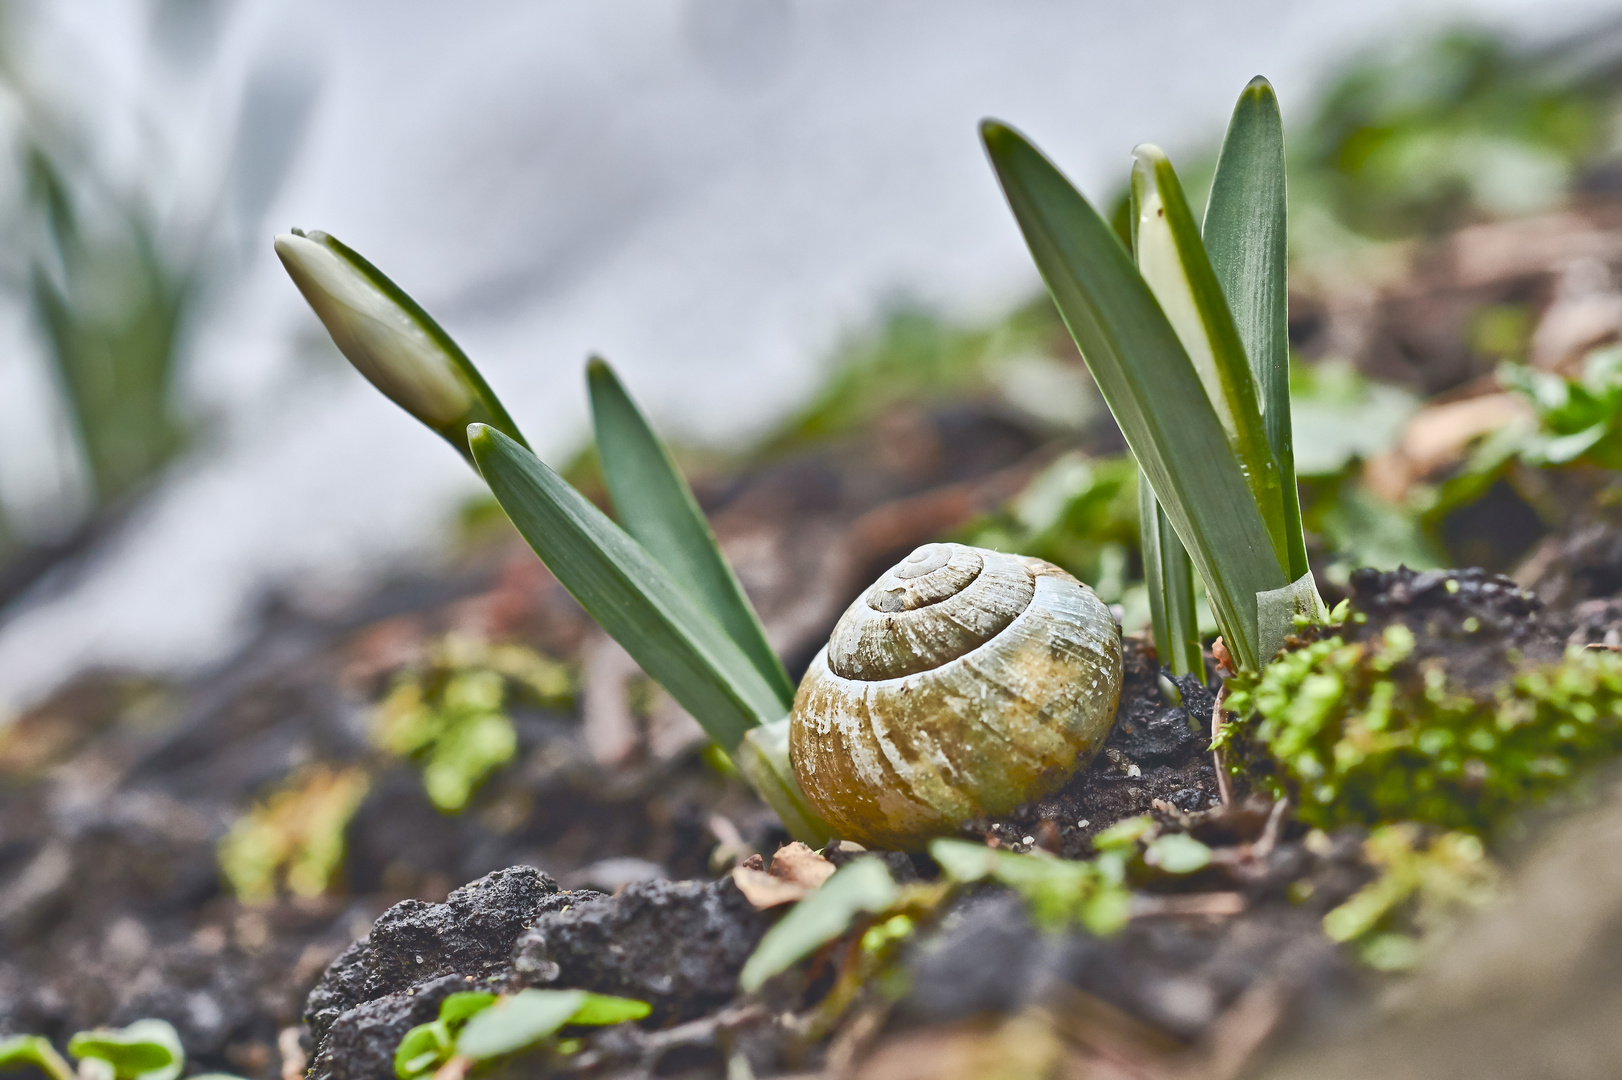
(979, 119, 1019, 151)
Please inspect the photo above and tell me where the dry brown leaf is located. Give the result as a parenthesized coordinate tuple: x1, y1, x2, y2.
(769, 840, 837, 889)
(731, 865, 810, 908)
(1365, 393, 1532, 502)
(730, 841, 837, 909)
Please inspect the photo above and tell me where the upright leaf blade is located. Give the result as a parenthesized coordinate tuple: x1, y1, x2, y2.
(1132, 145, 1288, 573)
(468, 425, 782, 750)
(588, 359, 794, 707)
(1138, 470, 1203, 676)
(982, 121, 1286, 670)
(1204, 77, 1309, 580)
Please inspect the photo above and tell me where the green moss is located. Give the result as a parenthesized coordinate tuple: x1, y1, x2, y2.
(1222, 633, 1622, 831)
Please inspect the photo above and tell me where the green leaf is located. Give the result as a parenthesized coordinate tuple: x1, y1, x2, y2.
(392, 1023, 450, 1080)
(0, 1036, 74, 1080)
(981, 121, 1287, 670)
(1132, 144, 1287, 573)
(739, 858, 898, 992)
(1204, 77, 1308, 580)
(1139, 466, 1202, 677)
(455, 990, 585, 1061)
(735, 717, 834, 847)
(1143, 832, 1213, 874)
(67, 1022, 183, 1080)
(447, 990, 648, 1064)
(929, 839, 1132, 935)
(468, 425, 783, 751)
(394, 991, 500, 1079)
(1092, 814, 1154, 851)
(926, 838, 1002, 882)
(439, 991, 500, 1026)
(275, 231, 526, 462)
(564, 993, 653, 1027)
(588, 358, 794, 706)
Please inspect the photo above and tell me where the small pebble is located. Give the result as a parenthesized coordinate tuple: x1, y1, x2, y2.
(1077, 819, 1090, 828)
(1022, 836, 1036, 846)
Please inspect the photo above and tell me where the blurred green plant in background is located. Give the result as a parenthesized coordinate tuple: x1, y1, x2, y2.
(955, 453, 1149, 627)
(767, 298, 1090, 451)
(373, 634, 575, 812)
(217, 763, 371, 903)
(0, 0, 314, 604)
(22, 146, 195, 507)
(1297, 27, 1622, 240)
(1321, 823, 1499, 971)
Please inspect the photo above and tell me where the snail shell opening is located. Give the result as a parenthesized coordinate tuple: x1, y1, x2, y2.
(790, 542, 1123, 849)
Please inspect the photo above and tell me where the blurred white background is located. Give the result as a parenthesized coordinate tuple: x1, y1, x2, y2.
(0, 0, 1615, 709)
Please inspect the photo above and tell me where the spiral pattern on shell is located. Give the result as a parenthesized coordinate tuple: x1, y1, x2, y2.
(789, 542, 1123, 848)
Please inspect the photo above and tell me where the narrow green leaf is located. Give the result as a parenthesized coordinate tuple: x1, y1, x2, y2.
(0, 1036, 75, 1080)
(67, 1022, 183, 1080)
(468, 425, 782, 750)
(1132, 145, 1288, 573)
(1138, 471, 1203, 677)
(276, 231, 526, 461)
(981, 121, 1286, 670)
(588, 358, 794, 706)
(565, 993, 653, 1027)
(1204, 77, 1309, 580)
(455, 990, 585, 1061)
(739, 858, 897, 992)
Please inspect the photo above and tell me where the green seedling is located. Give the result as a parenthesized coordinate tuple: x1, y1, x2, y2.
(394, 989, 649, 1079)
(277, 231, 828, 844)
(375, 670, 514, 813)
(0, 1036, 73, 1080)
(739, 858, 900, 993)
(3, 1024, 242, 1080)
(984, 78, 1324, 672)
(736, 816, 1207, 999)
(930, 836, 1134, 935)
(67, 1021, 184, 1080)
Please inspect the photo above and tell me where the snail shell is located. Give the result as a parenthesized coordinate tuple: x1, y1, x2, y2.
(789, 542, 1123, 849)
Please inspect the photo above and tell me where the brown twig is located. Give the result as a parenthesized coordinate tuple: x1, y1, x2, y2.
(1211, 685, 1233, 809)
